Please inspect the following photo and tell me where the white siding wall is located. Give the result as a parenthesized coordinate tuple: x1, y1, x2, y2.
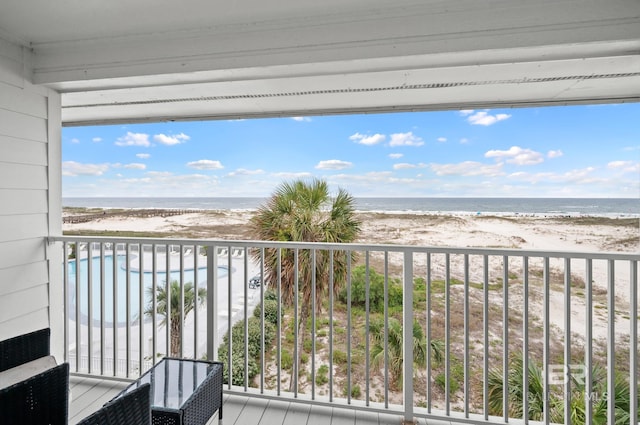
(0, 36, 62, 354)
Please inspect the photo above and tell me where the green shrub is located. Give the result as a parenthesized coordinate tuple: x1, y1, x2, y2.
(343, 383, 361, 399)
(316, 364, 329, 385)
(332, 349, 347, 365)
(281, 350, 293, 370)
(253, 299, 281, 325)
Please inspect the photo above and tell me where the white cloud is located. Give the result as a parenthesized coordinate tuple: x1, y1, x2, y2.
(389, 153, 403, 159)
(467, 111, 511, 126)
(291, 117, 312, 122)
(430, 161, 504, 177)
(437, 137, 447, 143)
(389, 132, 424, 147)
(92, 137, 102, 143)
(187, 159, 224, 170)
(547, 150, 563, 158)
(116, 132, 151, 147)
(485, 146, 544, 165)
(62, 161, 109, 176)
(459, 110, 474, 116)
(228, 168, 265, 176)
(123, 163, 146, 170)
(136, 153, 150, 159)
(153, 133, 190, 146)
(71, 138, 80, 144)
(350, 133, 386, 145)
(393, 163, 426, 170)
(608, 160, 639, 173)
(459, 138, 470, 144)
(316, 159, 353, 170)
(272, 172, 313, 179)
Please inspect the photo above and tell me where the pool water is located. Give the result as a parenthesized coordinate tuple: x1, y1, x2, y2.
(67, 254, 228, 325)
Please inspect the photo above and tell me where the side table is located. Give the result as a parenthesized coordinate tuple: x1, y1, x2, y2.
(117, 358, 223, 425)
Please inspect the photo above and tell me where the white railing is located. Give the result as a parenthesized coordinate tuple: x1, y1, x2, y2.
(49, 236, 639, 425)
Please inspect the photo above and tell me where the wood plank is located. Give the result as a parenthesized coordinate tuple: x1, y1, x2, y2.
(0, 189, 47, 215)
(0, 261, 48, 296)
(0, 162, 48, 190)
(281, 402, 311, 425)
(0, 213, 47, 242)
(0, 108, 47, 141)
(69, 377, 129, 424)
(0, 81, 47, 118)
(220, 394, 250, 424)
(234, 397, 269, 424)
(0, 135, 47, 166)
(355, 409, 380, 424)
(330, 407, 356, 425)
(307, 404, 333, 425)
(257, 399, 289, 425)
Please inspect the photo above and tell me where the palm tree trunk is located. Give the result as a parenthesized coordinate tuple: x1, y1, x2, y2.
(170, 322, 181, 357)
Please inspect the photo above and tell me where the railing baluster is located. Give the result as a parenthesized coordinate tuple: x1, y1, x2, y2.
(125, 243, 131, 377)
(607, 259, 615, 425)
(99, 243, 105, 375)
(445, 252, 450, 415)
(426, 252, 431, 413)
(543, 257, 550, 425)
(328, 249, 334, 402)
(152, 244, 158, 365)
(165, 244, 170, 359)
(403, 251, 414, 423)
(87, 242, 93, 374)
(75, 240, 81, 373)
(365, 250, 370, 406)
(179, 246, 185, 359)
(502, 255, 508, 422)
(346, 251, 352, 404)
(139, 244, 144, 374)
(564, 257, 571, 425)
(384, 251, 390, 410)
(311, 249, 317, 400)
(522, 256, 529, 424)
(483, 254, 489, 421)
(113, 243, 118, 376)
(259, 247, 265, 394)
(585, 258, 593, 425)
(463, 253, 470, 418)
(243, 246, 249, 391)
(193, 244, 199, 359)
(294, 248, 299, 397)
(630, 259, 638, 425)
(277, 247, 283, 396)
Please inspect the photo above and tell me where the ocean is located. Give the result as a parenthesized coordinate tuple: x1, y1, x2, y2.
(62, 197, 640, 218)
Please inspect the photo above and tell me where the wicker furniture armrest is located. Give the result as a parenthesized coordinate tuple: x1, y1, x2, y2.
(77, 383, 151, 425)
(0, 328, 51, 372)
(0, 362, 69, 425)
(178, 361, 223, 425)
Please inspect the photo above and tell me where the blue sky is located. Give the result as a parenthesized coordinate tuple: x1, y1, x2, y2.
(62, 104, 640, 198)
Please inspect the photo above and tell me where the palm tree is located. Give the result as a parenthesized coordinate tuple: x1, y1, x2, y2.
(145, 280, 206, 357)
(487, 351, 548, 421)
(369, 316, 443, 389)
(248, 179, 361, 390)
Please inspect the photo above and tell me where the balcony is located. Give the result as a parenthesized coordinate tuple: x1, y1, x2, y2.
(48, 235, 638, 425)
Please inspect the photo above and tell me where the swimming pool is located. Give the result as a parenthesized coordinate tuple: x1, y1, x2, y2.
(67, 254, 229, 325)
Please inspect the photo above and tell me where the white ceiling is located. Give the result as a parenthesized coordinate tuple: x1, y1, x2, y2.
(1, 0, 639, 125)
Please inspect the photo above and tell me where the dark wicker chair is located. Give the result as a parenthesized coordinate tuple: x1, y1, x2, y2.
(0, 328, 69, 425)
(0, 328, 51, 372)
(76, 383, 151, 425)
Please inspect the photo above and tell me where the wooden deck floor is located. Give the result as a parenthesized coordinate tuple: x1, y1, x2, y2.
(69, 376, 456, 425)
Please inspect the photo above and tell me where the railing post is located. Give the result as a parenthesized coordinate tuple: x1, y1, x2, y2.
(206, 245, 218, 361)
(403, 251, 415, 424)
